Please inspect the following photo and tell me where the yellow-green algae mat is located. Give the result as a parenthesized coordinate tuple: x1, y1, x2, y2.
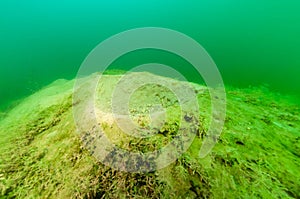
(0, 72, 299, 198)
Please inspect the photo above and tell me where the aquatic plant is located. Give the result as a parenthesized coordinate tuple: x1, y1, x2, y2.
(0, 73, 299, 198)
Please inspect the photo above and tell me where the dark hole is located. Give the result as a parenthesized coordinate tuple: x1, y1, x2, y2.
(235, 141, 244, 145)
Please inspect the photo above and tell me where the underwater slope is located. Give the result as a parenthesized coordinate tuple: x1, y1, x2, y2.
(0, 72, 299, 198)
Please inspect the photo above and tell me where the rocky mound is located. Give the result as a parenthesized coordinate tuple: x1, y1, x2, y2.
(0, 72, 299, 198)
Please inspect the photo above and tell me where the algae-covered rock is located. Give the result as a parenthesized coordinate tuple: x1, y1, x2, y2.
(0, 72, 299, 198)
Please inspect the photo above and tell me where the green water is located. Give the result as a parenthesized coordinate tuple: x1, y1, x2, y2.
(1, 1, 300, 109)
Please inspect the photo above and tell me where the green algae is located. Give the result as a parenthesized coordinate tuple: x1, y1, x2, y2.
(0, 73, 299, 198)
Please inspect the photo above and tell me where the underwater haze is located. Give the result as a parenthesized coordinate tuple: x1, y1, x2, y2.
(1, 1, 300, 198)
(1, 0, 300, 109)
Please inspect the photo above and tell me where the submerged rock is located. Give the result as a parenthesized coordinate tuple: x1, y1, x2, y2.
(0, 72, 299, 198)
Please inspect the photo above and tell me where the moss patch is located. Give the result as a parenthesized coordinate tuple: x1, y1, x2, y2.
(0, 73, 299, 198)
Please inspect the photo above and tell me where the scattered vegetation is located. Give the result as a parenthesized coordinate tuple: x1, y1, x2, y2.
(0, 73, 299, 198)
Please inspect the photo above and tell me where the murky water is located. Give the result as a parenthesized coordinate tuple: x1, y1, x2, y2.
(1, 1, 299, 109)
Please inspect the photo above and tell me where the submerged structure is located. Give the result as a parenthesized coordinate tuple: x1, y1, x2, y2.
(0, 72, 299, 198)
